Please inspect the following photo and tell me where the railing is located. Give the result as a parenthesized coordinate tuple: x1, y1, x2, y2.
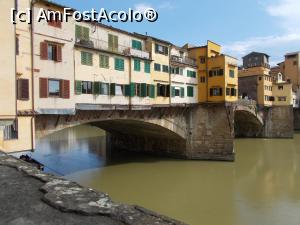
(171, 55, 197, 67)
(75, 37, 150, 59)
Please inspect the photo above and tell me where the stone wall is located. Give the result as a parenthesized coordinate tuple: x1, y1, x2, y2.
(186, 104, 235, 161)
(261, 106, 294, 138)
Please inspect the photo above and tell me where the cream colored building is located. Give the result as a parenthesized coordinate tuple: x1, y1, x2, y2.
(74, 22, 154, 110)
(0, 0, 35, 152)
(170, 46, 198, 105)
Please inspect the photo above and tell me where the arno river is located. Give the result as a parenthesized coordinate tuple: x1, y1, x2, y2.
(29, 125, 300, 225)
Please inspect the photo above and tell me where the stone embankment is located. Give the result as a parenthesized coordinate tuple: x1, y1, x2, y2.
(0, 154, 186, 225)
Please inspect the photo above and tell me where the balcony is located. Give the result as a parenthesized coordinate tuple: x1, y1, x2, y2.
(170, 55, 197, 67)
(75, 38, 150, 60)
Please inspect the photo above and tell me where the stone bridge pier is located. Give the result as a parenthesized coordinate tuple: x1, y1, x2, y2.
(35, 104, 236, 161)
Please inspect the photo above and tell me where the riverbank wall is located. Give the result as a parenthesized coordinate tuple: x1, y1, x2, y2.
(0, 153, 186, 225)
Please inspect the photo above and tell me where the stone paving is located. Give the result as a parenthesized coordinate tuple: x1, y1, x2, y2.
(0, 154, 186, 225)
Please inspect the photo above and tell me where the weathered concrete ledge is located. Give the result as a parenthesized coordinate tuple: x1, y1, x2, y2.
(0, 154, 186, 225)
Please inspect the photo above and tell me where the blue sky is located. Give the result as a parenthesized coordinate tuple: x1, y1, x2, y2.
(57, 0, 300, 65)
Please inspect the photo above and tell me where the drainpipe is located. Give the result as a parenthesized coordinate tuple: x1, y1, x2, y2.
(169, 45, 172, 105)
(30, 0, 36, 151)
(129, 56, 132, 110)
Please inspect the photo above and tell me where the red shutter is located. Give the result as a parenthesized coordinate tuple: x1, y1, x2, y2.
(40, 78, 48, 98)
(56, 45, 62, 62)
(17, 79, 29, 100)
(60, 80, 70, 99)
(40, 42, 48, 60)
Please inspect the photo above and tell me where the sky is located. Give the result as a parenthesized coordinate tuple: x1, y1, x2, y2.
(56, 0, 300, 66)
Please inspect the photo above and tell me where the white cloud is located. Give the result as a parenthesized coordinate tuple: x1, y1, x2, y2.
(134, 3, 153, 12)
(223, 0, 300, 65)
(266, 0, 300, 33)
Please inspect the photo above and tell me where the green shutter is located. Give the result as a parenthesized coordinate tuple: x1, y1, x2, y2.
(150, 85, 155, 98)
(75, 25, 89, 40)
(93, 82, 100, 95)
(180, 87, 184, 98)
(100, 55, 109, 68)
(108, 34, 114, 51)
(115, 58, 124, 71)
(144, 62, 150, 73)
(81, 52, 92, 66)
(171, 87, 175, 97)
(75, 80, 82, 95)
(141, 83, 147, 97)
(134, 59, 141, 71)
(130, 83, 136, 97)
(75, 25, 81, 39)
(187, 86, 194, 97)
(125, 84, 130, 96)
(132, 40, 142, 50)
(83, 27, 89, 40)
(110, 83, 116, 96)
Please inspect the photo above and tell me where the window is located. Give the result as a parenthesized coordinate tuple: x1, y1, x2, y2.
(134, 59, 141, 71)
(108, 34, 118, 52)
(226, 88, 230, 96)
(99, 55, 109, 68)
(48, 11, 62, 28)
(81, 51, 93, 66)
(132, 40, 142, 50)
(82, 81, 93, 94)
(187, 70, 196, 78)
(115, 84, 124, 96)
(144, 62, 151, 73)
(209, 69, 224, 77)
(230, 88, 236, 96)
(154, 63, 161, 71)
(278, 96, 287, 101)
(17, 79, 29, 100)
(48, 79, 60, 97)
(155, 44, 168, 55)
(293, 61, 297, 66)
(115, 58, 124, 71)
(157, 83, 170, 97)
(187, 86, 194, 97)
(4, 120, 18, 140)
(40, 42, 62, 62)
(259, 77, 262, 81)
(162, 65, 169, 73)
(175, 88, 180, 97)
(229, 69, 235, 78)
(100, 83, 109, 95)
(200, 77, 206, 83)
(75, 25, 89, 41)
(16, 36, 19, 55)
(210, 88, 223, 96)
(200, 57, 206, 64)
(278, 85, 284, 90)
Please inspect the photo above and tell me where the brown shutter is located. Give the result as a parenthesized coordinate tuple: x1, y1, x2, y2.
(17, 79, 29, 100)
(60, 80, 70, 99)
(56, 45, 62, 62)
(40, 42, 48, 60)
(40, 78, 48, 98)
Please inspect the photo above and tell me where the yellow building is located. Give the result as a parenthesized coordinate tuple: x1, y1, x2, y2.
(283, 52, 300, 91)
(0, 0, 35, 152)
(238, 52, 273, 106)
(135, 34, 172, 105)
(188, 41, 238, 103)
(272, 73, 295, 106)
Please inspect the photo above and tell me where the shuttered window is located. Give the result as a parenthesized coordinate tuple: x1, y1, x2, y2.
(229, 69, 235, 78)
(187, 70, 196, 78)
(48, 16, 62, 28)
(108, 34, 118, 52)
(180, 87, 185, 98)
(115, 58, 124, 71)
(75, 25, 89, 41)
(134, 59, 141, 71)
(125, 83, 136, 97)
(99, 55, 109, 68)
(132, 40, 142, 50)
(17, 79, 29, 100)
(81, 51, 93, 66)
(110, 83, 116, 96)
(40, 42, 62, 62)
(210, 88, 223, 96)
(100, 83, 109, 95)
(144, 62, 151, 73)
(187, 86, 194, 97)
(140, 83, 147, 97)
